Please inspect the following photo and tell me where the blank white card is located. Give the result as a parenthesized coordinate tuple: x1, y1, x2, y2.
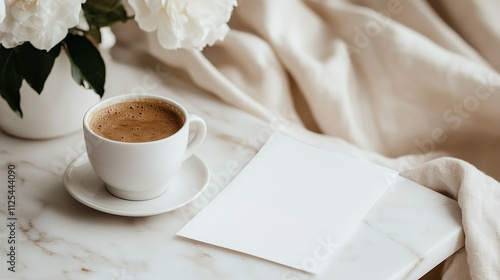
(177, 133, 398, 273)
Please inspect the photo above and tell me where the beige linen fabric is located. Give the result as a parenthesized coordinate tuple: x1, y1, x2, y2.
(138, 0, 500, 279)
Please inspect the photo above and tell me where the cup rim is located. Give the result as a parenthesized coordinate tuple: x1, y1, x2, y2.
(83, 93, 189, 145)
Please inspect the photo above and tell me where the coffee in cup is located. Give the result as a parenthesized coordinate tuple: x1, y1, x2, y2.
(89, 99, 184, 143)
(83, 94, 207, 201)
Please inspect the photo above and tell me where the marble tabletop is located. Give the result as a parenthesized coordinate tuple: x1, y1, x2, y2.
(0, 50, 464, 280)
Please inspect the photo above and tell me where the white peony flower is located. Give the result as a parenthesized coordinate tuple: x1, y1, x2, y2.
(0, 1, 5, 24)
(0, 0, 83, 50)
(128, 0, 237, 50)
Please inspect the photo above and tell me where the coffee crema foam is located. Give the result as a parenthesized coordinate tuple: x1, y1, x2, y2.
(89, 99, 184, 143)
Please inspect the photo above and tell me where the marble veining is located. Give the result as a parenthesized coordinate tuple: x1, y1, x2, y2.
(0, 56, 463, 280)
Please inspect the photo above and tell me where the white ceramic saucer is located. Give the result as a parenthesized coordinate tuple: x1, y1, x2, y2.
(63, 153, 210, 217)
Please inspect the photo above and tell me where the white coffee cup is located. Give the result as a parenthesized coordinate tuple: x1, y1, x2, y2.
(83, 94, 207, 200)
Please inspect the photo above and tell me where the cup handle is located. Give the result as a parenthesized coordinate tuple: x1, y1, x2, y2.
(184, 114, 207, 161)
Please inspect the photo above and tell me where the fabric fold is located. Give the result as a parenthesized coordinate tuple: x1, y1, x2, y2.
(133, 0, 500, 278)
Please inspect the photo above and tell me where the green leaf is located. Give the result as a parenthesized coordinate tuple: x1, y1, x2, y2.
(63, 34, 105, 97)
(86, 27, 102, 44)
(0, 46, 23, 118)
(83, 0, 128, 27)
(81, 0, 129, 45)
(15, 43, 61, 94)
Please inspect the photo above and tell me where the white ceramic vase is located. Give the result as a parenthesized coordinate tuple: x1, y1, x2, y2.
(0, 29, 115, 140)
